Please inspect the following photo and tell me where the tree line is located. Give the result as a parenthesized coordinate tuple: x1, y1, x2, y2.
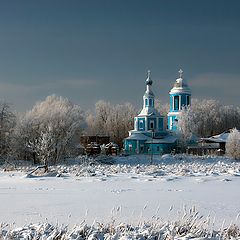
(0, 95, 239, 165)
(178, 99, 240, 140)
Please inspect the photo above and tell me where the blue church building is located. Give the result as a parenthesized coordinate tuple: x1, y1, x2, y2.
(124, 70, 189, 155)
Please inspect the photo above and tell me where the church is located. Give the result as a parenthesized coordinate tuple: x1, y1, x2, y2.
(124, 69, 191, 155)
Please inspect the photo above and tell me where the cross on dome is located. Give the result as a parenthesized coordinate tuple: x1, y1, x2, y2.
(179, 69, 183, 78)
(147, 70, 151, 78)
(145, 69, 153, 86)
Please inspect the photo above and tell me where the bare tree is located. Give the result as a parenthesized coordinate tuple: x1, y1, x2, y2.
(86, 100, 136, 146)
(105, 103, 136, 146)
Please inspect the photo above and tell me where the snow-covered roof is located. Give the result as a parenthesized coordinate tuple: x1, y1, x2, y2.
(201, 129, 240, 143)
(138, 107, 161, 117)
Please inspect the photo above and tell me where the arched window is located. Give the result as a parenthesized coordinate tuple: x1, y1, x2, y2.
(150, 120, 154, 129)
(149, 98, 152, 106)
(174, 96, 179, 110)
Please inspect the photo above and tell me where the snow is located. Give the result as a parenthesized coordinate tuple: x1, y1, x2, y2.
(0, 154, 239, 233)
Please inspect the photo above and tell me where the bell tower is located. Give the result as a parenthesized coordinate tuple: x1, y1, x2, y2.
(168, 69, 191, 131)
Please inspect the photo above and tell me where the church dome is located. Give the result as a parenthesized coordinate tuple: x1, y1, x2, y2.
(170, 69, 191, 94)
(144, 70, 154, 97)
(145, 70, 153, 85)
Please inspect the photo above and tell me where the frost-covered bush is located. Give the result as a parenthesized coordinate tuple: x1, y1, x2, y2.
(226, 128, 240, 160)
(0, 211, 239, 240)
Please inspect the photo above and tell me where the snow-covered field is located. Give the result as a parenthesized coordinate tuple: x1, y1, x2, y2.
(0, 154, 239, 238)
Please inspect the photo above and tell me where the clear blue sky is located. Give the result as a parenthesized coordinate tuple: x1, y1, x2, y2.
(0, 0, 239, 111)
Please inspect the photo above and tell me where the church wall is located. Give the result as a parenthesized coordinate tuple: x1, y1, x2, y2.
(145, 143, 177, 155)
(158, 117, 164, 131)
(124, 139, 137, 154)
(124, 138, 177, 155)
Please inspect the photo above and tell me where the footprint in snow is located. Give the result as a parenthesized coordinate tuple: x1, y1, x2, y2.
(167, 189, 182, 192)
(111, 189, 134, 194)
(220, 178, 232, 182)
(165, 177, 179, 181)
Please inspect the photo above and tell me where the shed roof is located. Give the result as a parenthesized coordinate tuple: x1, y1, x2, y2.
(201, 129, 240, 143)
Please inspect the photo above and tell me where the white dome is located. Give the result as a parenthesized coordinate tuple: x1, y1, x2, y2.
(169, 69, 191, 94)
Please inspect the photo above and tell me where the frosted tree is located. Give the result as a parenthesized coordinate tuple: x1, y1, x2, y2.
(13, 95, 84, 165)
(0, 101, 16, 157)
(86, 100, 136, 146)
(93, 100, 111, 135)
(178, 99, 240, 139)
(177, 106, 195, 146)
(27, 128, 55, 166)
(220, 105, 240, 131)
(226, 128, 240, 160)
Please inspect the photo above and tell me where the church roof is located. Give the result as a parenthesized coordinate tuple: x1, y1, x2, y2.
(125, 132, 151, 141)
(145, 135, 177, 144)
(138, 107, 161, 117)
(144, 89, 154, 97)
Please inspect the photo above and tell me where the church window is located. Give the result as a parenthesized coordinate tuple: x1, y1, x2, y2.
(139, 120, 144, 130)
(174, 96, 179, 110)
(145, 99, 148, 107)
(150, 120, 154, 129)
(129, 144, 132, 152)
(149, 99, 152, 106)
(187, 95, 190, 106)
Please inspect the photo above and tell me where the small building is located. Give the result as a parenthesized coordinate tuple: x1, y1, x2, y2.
(80, 135, 110, 147)
(124, 71, 177, 155)
(187, 129, 240, 156)
(186, 143, 221, 156)
(86, 142, 101, 155)
(105, 142, 119, 155)
(200, 130, 234, 154)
